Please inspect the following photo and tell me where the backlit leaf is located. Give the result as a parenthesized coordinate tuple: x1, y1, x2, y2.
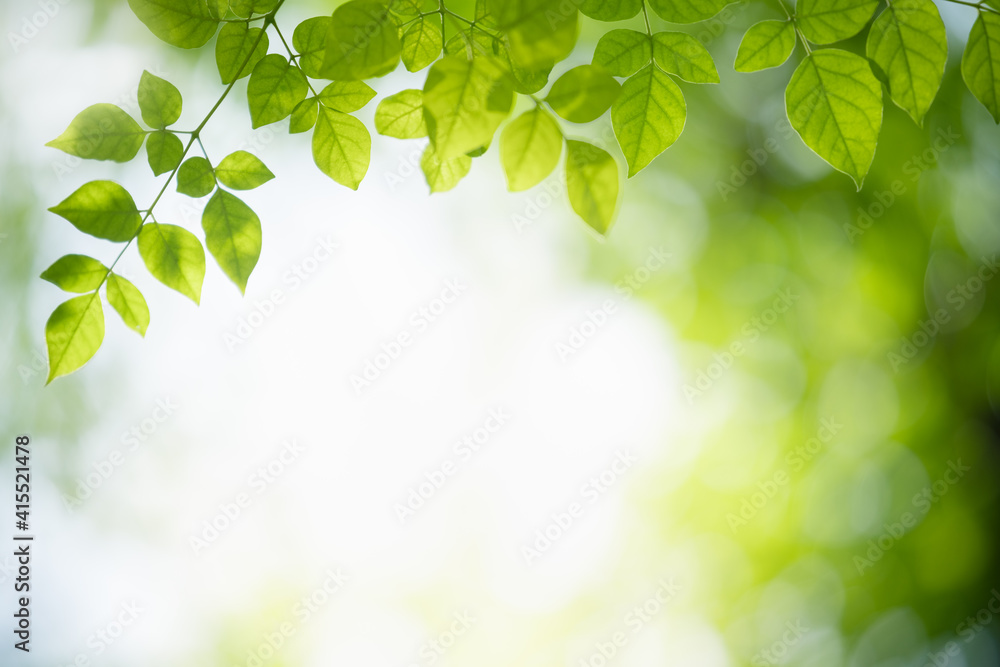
(612, 65, 687, 177)
(40, 255, 108, 293)
(216, 22, 269, 84)
(566, 140, 620, 235)
(318, 81, 377, 113)
(402, 17, 443, 72)
(797, 0, 879, 45)
(546, 65, 622, 123)
(962, 11, 1000, 123)
(320, 0, 401, 80)
(45, 294, 104, 383)
(647, 0, 732, 24)
(593, 29, 652, 78)
(421, 143, 472, 193)
(500, 107, 563, 192)
(652, 32, 719, 84)
(247, 54, 308, 129)
(146, 130, 185, 176)
(375, 89, 428, 139)
(215, 150, 274, 190)
(202, 190, 262, 293)
(49, 180, 143, 242)
(47, 104, 146, 163)
(127, 0, 219, 48)
(106, 273, 150, 336)
(579, 0, 642, 21)
(177, 157, 216, 197)
(138, 70, 182, 128)
(293, 17, 333, 79)
(312, 106, 371, 190)
(138, 222, 206, 304)
(735, 20, 796, 72)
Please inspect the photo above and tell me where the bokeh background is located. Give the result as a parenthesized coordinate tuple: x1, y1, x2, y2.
(2, 0, 1000, 665)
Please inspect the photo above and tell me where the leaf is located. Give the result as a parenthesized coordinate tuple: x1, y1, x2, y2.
(138, 70, 182, 128)
(46, 104, 146, 163)
(45, 294, 105, 384)
(229, 0, 279, 17)
(500, 107, 563, 192)
(735, 20, 796, 72)
(293, 17, 333, 79)
(106, 273, 150, 336)
(565, 140, 620, 235)
(216, 22, 269, 84)
(785, 49, 883, 187)
(402, 17, 443, 72)
(247, 54, 308, 129)
(391, 0, 434, 20)
(40, 255, 108, 293)
(375, 89, 429, 139)
(49, 181, 143, 242)
(320, 0, 401, 80)
(866, 0, 946, 125)
(312, 107, 372, 190)
(290, 98, 319, 134)
(797, 0, 879, 45)
(146, 130, 185, 176)
(489, 0, 579, 70)
(579, 0, 642, 21)
(177, 157, 217, 197)
(647, 0, 732, 24)
(612, 65, 687, 177)
(202, 190, 262, 293)
(215, 150, 274, 190)
(127, 0, 219, 49)
(318, 81, 378, 113)
(652, 32, 719, 84)
(138, 222, 206, 304)
(962, 11, 1000, 124)
(593, 29, 653, 78)
(421, 144, 472, 193)
(546, 65, 622, 123)
(423, 55, 515, 159)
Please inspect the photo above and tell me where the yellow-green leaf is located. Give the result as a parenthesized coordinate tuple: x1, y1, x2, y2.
(215, 150, 274, 190)
(106, 273, 150, 336)
(247, 54, 308, 129)
(318, 81, 377, 113)
(216, 22, 269, 84)
(652, 32, 719, 84)
(320, 0, 401, 80)
(500, 107, 563, 191)
(47, 104, 146, 163)
(421, 143, 472, 193)
(593, 29, 652, 78)
(402, 17, 443, 72)
(962, 11, 1000, 124)
(612, 65, 687, 177)
(566, 140, 620, 235)
(146, 130, 185, 176)
(293, 17, 333, 79)
(138, 222, 206, 304)
(138, 70, 182, 128)
(45, 293, 105, 383)
(797, 0, 879, 45)
(49, 180, 143, 242)
(375, 89, 428, 139)
(546, 65, 622, 123)
(41, 255, 108, 293)
(312, 107, 371, 190)
(202, 190, 262, 293)
(647, 0, 732, 24)
(735, 20, 796, 73)
(127, 0, 219, 49)
(177, 157, 216, 197)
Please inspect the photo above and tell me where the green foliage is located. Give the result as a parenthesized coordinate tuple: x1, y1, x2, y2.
(39, 0, 1000, 380)
(735, 20, 795, 72)
(46, 104, 146, 162)
(866, 0, 947, 125)
(785, 49, 883, 187)
(45, 294, 105, 384)
(49, 181, 143, 242)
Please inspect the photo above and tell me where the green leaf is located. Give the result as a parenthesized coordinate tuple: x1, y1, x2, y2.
(647, 0, 732, 24)
(146, 130, 185, 176)
(290, 98, 319, 134)
(579, 0, 642, 21)
(421, 143, 473, 193)
(320, 0, 401, 80)
(565, 140, 620, 235)
(138, 70, 182, 128)
(546, 65, 622, 123)
(138, 222, 206, 304)
(45, 294, 104, 384)
(785, 49, 883, 187)
(247, 54, 308, 129)
(593, 29, 653, 78)
(423, 55, 515, 159)
(215, 150, 274, 190)
(866, 0, 946, 125)
(500, 107, 563, 192)
(49, 181, 143, 242)
(797, 0, 879, 45)
(127, 0, 219, 48)
(106, 273, 150, 336)
(40, 255, 108, 293)
(402, 17, 443, 72)
(488, 0, 579, 69)
(375, 89, 429, 139)
(216, 22, 269, 84)
(391, 0, 435, 20)
(318, 81, 377, 113)
(962, 11, 1000, 124)
(202, 190, 262, 293)
(293, 17, 333, 79)
(652, 32, 719, 84)
(46, 104, 146, 163)
(312, 107, 372, 190)
(177, 157, 217, 197)
(612, 65, 687, 177)
(735, 20, 796, 72)
(229, 0, 279, 17)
